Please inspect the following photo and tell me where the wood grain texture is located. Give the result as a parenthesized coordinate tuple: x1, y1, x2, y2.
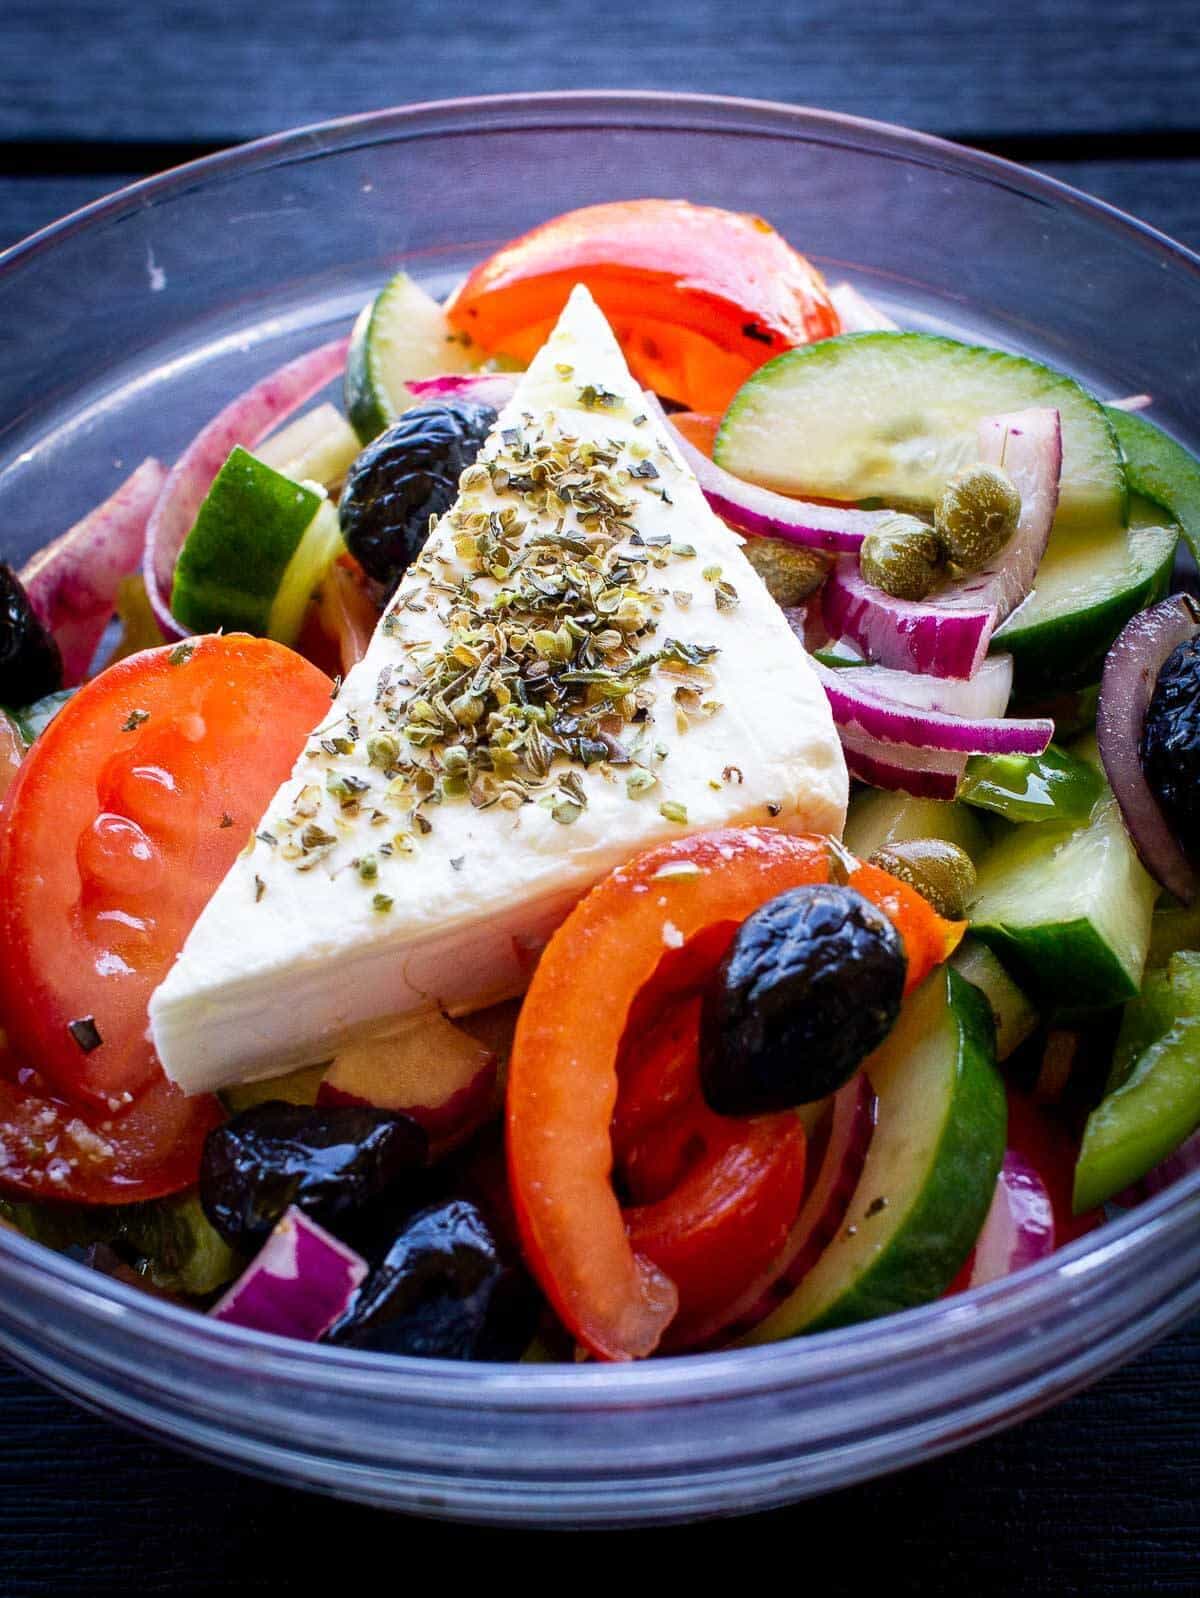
(2, 0, 1200, 146)
(3, 161, 1199, 256)
(2, 1315, 1198, 1593)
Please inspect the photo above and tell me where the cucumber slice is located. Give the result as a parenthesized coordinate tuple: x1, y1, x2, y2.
(969, 738, 1158, 1014)
(345, 271, 482, 443)
(170, 447, 343, 644)
(991, 499, 1177, 695)
(843, 788, 988, 863)
(743, 968, 1005, 1339)
(254, 402, 362, 490)
(951, 937, 1038, 1062)
(715, 332, 1126, 533)
(1107, 405, 1200, 560)
(1075, 951, 1200, 1211)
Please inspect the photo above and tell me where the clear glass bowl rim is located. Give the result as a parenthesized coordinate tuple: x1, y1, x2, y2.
(1, 88, 1198, 1425)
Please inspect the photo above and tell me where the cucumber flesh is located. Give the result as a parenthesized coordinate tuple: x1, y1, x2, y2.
(715, 331, 1126, 533)
(969, 737, 1158, 1014)
(991, 498, 1177, 695)
(1107, 405, 1200, 561)
(951, 937, 1038, 1062)
(843, 788, 988, 863)
(743, 967, 1005, 1339)
(170, 448, 342, 644)
(255, 402, 362, 490)
(345, 271, 483, 443)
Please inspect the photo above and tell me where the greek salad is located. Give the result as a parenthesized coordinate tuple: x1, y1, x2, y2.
(1, 198, 1198, 1362)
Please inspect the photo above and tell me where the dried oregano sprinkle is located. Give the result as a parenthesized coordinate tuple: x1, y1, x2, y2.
(268, 404, 732, 861)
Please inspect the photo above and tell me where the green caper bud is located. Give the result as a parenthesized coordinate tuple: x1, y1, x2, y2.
(859, 514, 944, 601)
(934, 464, 1021, 573)
(870, 838, 977, 920)
(741, 537, 829, 607)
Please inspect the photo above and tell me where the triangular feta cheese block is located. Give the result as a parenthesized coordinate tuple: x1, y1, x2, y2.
(150, 286, 847, 1093)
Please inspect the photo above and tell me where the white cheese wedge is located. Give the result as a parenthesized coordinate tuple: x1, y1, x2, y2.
(150, 286, 848, 1093)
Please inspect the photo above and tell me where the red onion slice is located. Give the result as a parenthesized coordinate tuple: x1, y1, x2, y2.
(647, 394, 892, 553)
(838, 724, 967, 800)
(143, 336, 350, 637)
(211, 1206, 367, 1341)
(823, 558, 996, 679)
(827, 653, 1014, 719)
(406, 372, 520, 409)
(964, 1151, 1056, 1289)
(822, 408, 1062, 677)
(690, 1073, 877, 1348)
(20, 458, 168, 684)
(1098, 592, 1200, 903)
(813, 658, 1051, 756)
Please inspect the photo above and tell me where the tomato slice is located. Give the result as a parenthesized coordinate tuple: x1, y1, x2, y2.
(447, 200, 841, 412)
(0, 1051, 222, 1204)
(506, 828, 963, 1360)
(0, 635, 333, 1112)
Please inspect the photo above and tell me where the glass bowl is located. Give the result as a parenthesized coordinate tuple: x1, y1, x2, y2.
(1, 92, 1198, 1528)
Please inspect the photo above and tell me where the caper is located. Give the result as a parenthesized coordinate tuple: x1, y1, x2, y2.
(859, 514, 944, 601)
(934, 464, 1021, 573)
(869, 838, 977, 920)
(741, 537, 829, 607)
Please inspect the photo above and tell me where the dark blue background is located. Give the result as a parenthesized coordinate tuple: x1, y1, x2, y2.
(2, 1, 1198, 1588)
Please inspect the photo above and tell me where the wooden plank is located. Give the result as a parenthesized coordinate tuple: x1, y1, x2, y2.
(3, 0, 1199, 146)
(3, 1316, 1199, 1590)
(4, 162, 1199, 256)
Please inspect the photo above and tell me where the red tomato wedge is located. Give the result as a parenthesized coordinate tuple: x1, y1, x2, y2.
(0, 1053, 222, 1204)
(506, 828, 963, 1360)
(0, 635, 333, 1114)
(446, 200, 841, 413)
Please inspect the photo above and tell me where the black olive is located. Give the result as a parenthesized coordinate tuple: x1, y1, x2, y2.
(325, 1198, 540, 1361)
(0, 563, 63, 705)
(199, 1101, 427, 1251)
(699, 884, 907, 1115)
(1142, 633, 1200, 859)
(338, 399, 498, 590)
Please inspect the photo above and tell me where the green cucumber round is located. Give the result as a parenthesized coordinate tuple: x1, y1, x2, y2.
(345, 270, 482, 443)
(990, 499, 1177, 695)
(715, 331, 1126, 533)
(742, 967, 1005, 1340)
(170, 447, 341, 644)
(1107, 405, 1200, 561)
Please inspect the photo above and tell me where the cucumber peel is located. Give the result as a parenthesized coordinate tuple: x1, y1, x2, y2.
(991, 500, 1177, 695)
(170, 447, 342, 644)
(742, 967, 1005, 1340)
(715, 331, 1126, 533)
(345, 270, 482, 443)
(969, 738, 1158, 1015)
(1107, 405, 1200, 561)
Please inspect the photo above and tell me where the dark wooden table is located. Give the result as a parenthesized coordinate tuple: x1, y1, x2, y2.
(2, 2, 1199, 1589)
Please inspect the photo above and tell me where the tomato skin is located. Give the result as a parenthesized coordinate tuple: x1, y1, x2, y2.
(447, 200, 841, 412)
(507, 828, 962, 1360)
(626, 1113, 806, 1353)
(0, 635, 333, 1111)
(0, 1053, 222, 1205)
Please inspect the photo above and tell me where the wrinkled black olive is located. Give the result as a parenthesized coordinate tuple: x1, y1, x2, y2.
(200, 1101, 427, 1251)
(325, 1198, 539, 1361)
(1143, 634, 1200, 858)
(338, 399, 498, 590)
(700, 884, 906, 1115)
(0, 563, 63, 705)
